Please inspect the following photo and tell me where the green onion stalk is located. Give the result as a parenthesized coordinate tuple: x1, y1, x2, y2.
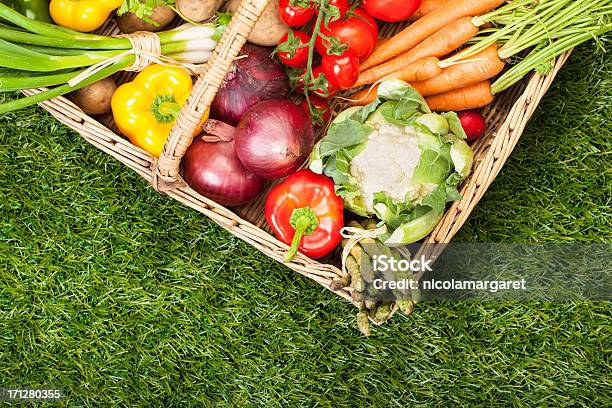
(449, 0, 611, 93)
(0, 3, 228, 114)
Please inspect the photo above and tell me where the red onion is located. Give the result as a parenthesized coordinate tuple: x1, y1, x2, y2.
(235, 100, 314, 180)
(211, 44, 290, 126)
(182, 134, 264, 207)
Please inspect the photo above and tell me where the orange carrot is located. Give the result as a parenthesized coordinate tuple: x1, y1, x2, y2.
(376, 38, 390, 48)
(397, 57, 443, 82)
(410, 44, 505, 96)
(355, 57, 442, 89)
(425, 80, 494, 111)
(348, 86, 379, 106)
(360, 0, 505, 70)
(409, 0, 454, 21)
(355, 16, 479, 87)
(348, 58, 442, 106)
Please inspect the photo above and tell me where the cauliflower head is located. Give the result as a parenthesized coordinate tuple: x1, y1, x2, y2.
(309, 80, 473, 245)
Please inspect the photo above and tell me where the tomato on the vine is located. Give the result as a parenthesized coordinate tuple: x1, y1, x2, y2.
(321, 50, 359, 90)
(315, 8, 379, 61)
(293, 66, 338, 99)
(310, 66, 338, 98)
(315, 0, 350, 20)
(298, 95, 331, 126)
(362, 0, 421, 22)
(279, 0, 315, 27)
(276, 30, 310, 68)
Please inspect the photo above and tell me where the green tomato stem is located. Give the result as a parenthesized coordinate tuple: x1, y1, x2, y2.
(303, 0, 328, 115)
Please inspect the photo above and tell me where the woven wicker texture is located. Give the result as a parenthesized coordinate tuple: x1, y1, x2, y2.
(155, 0, 271, 191)
(26, 0, 571, 312)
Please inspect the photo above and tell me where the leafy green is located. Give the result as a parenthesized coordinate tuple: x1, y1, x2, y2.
(117, 0, 175, 24)
(373, 192, 416, 230)
(445, 183, 463, 202)
(420, 184, 447, 215)
(385, 209, 443, 246)
(324, 148, 369, 216)
(351, 98, 381, 123)
(412, 141, 452, 185)
(371, 82, 431, 126)
(375, 101, 411, 126)
(442, 112, 468, 140)
(415, 113, 450, 136)
(450, 140, 474, 177)
(212, 13, 233, 42)
(319, 119, 372, 157)
(377, 79, 431, 114)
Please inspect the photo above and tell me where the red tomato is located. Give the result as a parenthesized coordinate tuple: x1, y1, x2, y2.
(293, 66, 338, 98)
(276, 30, 311, 68)
(362, 0, 421, 22)
(457, 110, 487, 142)
(299, 95, 331, 125)
(315, 0, 350, 19)
(279, 0, 314, 27)
(321, 50, 359, 89)
(310, 66, 338, 98)
(315, 8, 378, 61)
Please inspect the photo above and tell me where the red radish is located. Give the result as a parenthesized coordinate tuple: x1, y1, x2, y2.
(457, 109, 486, 141)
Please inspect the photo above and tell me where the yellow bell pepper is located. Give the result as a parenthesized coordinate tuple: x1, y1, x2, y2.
(111, 64, 208, 158)
(49, 0, 123, 32)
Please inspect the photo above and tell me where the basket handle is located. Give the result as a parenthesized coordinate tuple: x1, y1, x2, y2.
(153, 0, 272, 191)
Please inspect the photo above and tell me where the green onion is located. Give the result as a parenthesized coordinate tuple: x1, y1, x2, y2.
(0, 58, 130, 114)
(0, 4, 227, 113)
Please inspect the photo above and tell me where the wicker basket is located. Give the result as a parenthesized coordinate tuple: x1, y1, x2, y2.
(26, 0, 571, 311)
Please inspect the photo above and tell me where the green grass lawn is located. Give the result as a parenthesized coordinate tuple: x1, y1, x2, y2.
(0, 38, 610, 407)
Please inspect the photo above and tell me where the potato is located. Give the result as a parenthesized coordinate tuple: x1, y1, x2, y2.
(70, 77, 117, 115)
(117, 5, 176, 34)
(227, 0, 288, 46)
(177, 0, 224, 22)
